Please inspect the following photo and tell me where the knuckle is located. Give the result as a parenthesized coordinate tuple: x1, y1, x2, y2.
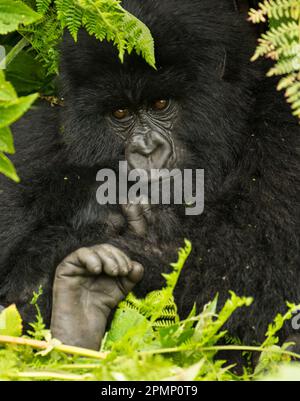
(76, 246, 90, 255)
(101, 243, 114, 252)
(133, 261, 144, 270)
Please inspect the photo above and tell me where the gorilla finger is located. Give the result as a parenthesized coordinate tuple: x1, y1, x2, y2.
(76, 247, 103, 274)
(122, 204, 148, 236)
(114, 248, 133, 272)
(128, 262, 144, 283)
(119, 262, 144, 293)
(98, 248, 120, 276)
(100, 244, 131, 275)
(141, 202, 152, 222)
(108, 248, 130, 276)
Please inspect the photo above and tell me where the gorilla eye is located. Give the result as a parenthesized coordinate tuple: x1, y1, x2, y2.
(112, 108, 130, 120)
(152, 99, 169, 111)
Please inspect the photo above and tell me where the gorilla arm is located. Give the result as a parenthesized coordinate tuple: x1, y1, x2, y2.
(50, 244, 143, 350)
(49, 203, 152, 349)
(0, 222, 115, 325)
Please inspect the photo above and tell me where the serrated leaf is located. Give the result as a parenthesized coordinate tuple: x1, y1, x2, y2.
(0, 304, 23, 336)
(0, 151, 19, 182)
(0, 93, 38, 128)
(105, 307, 150, 345)
(0, 0, 41, 34)
(36, 0, 52, 14)
(163, 361, 204, 381)
(0, 126, 14, 154)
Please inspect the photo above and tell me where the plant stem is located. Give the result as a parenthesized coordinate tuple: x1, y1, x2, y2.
(2, 335, 299, 363)
(0, 335, 108, 360)
(4, 38, 29, 67)
(16, 371, 92, 380)
(61, 364, 102, 369)
(141, 344, 300, 360)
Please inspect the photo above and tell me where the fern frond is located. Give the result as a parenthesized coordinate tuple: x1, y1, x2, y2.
(77, 0, 155, 66)
(267, 55, 300, 76)
(36, 0, 53, 14)
(249, 0, 300, 23)
(20, 10, 63, 75)
(252, 21, 299, 61)
(19, 0, 156, 75)
(115, 241, 192, 329)
(249, 0, 300, 120)
(285, 76, 300, 117)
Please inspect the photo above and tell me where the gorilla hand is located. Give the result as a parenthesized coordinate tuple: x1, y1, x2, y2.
(50, 244, 144, 350)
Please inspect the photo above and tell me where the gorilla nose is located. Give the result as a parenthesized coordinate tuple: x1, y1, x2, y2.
(126, 132, 174, 173)
(130, 134, 159, 156)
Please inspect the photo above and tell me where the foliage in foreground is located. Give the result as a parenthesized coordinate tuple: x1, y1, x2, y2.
(249, 0, 300, 119)
(2, 0, 155, 73)
(0, 70, 37, 181)
(0, 241, 300, 381)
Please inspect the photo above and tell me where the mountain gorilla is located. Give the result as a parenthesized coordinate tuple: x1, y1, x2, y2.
(0, 0, 299, 351)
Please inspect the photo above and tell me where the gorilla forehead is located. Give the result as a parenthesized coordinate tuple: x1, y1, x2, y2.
(60, 0, 253, 106)
(61, 33, 196, 107)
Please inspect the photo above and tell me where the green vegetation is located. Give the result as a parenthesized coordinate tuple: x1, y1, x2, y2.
(0, 241, 300, 381)
(249, 0, 300, 119)
(0, 71, 37, 181)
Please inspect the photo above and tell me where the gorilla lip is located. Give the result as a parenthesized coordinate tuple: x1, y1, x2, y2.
(96, 161, 205, 216)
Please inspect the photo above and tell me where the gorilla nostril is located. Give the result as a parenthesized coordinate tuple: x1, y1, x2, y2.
(129, 133, 162, 157)
(140, 147, 157, 157)
(127, 132, 174, 171)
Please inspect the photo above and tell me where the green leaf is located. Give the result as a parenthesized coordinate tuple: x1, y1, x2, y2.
(0, 304, 23, 336)
(0, 70, 17, 102)
(36, 0, 52, 14)
(105, 307, 151, 346)
(76, 0, 156, 68)
(0, 126, 14, 154)
(259, 364, 300, 381)
(0, 151, 19, 182)
(192, 292, 253, 346)
(0, 92, 38, 128)
(5, 48, 51, 95)
(262, 302, 300, 348)
(0, 0, 41, 34)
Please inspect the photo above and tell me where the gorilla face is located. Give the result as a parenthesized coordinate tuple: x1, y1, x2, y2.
(59, 31, 194, 174)
(108, 98, 178, 174)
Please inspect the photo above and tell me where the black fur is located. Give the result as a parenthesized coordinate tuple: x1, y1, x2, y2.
(0, 0, 299, 345)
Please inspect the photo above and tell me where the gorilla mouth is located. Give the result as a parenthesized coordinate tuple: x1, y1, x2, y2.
(127, 148, 177, 173)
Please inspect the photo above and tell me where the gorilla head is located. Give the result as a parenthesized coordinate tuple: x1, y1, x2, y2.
(60, 0, 257, 196)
